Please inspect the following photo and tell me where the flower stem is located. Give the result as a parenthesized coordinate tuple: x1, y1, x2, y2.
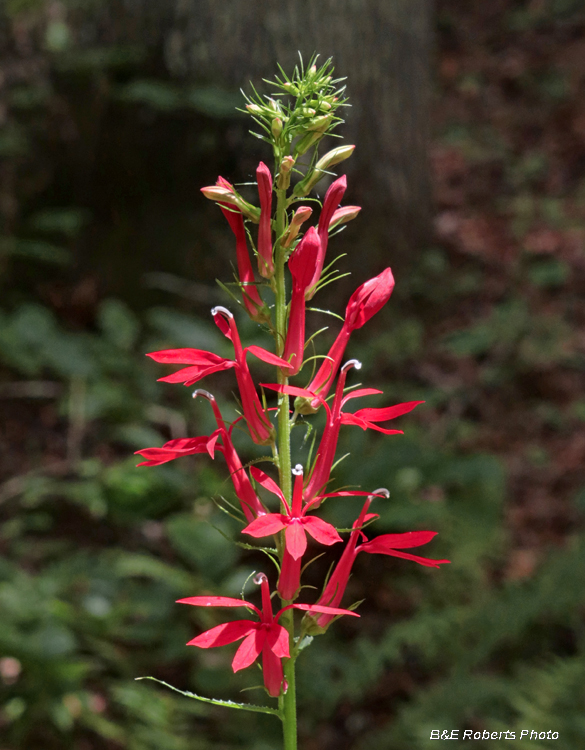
(274, 184, 297, 750)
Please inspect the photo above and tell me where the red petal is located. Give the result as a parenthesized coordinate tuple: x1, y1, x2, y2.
(246, 345, 294, 369)
(232, 629, 265, 672)
(351, 400, 424, 422)
(314, 490, 382, 499)
(262, 641, 284, 697)
(341, 388, 383, 404)
(250, 466, 286, 503)
(242, 514, 287, 537)
(177, 596, 259, 615)
(213, 312, 232, 339)
(360, 531, 438, 549)
(206, 432, 220, 458)
(147, 349, 227, 365)
(158, 362, 234, 384)
(285, 603, 360, 617)
(285, 522, 307, 560)
(266, 623, 290, 659)
(187, 620, 256, 648)
(302, 516, 342, 546)
(360, 546, 450, 568)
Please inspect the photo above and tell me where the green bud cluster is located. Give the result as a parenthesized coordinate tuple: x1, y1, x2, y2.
(242, 55, 349, 195)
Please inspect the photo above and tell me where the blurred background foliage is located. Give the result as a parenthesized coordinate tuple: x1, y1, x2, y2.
(1, 1, 585, 749)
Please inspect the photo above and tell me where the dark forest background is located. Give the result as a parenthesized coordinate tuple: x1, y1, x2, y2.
(1, 1, 585, 749)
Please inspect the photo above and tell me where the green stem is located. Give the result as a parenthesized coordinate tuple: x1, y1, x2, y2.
(273, 184, 297, 750)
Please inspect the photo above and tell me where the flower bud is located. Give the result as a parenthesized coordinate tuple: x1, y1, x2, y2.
(293, 128, 327, 157)
(329, 205, 361, 229)
(201, 185, 260, 223)
(276, 155, 295, 190)
(246, 103, 263, 116)
(293, 145, 355, 197)
(282, 206, 312, 248)
(271, 117, 283, 139)
(307, 114, 332, 131)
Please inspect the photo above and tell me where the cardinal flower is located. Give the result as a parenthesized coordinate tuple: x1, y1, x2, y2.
(264, 359, 423, 502)
(148, 306, 292, 445)
(178, 573, 359, 696)
(216, 179, 266, 322)
(243, 464, 342, 559)
(282, 227, 321, 374)
(307, 492, 450, 630)
(297, 267, 395, 412)
(135, 390, 266, 521)
(257, 162, 274, 278)
(306, 175, 347, 299)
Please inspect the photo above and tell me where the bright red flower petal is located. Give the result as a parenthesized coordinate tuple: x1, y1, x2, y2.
(285, 522, 307, 560)
(242, 514, 287, 537)
(186, 620, 256, 648)
(232, 628, 265, 672)
(302, 516, 342, 547)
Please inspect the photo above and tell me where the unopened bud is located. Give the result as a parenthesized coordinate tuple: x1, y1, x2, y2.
(282, 206, 313, 248)
(271, 117, 283, 139)
(320, 101, 332, 111)
(309, 65, 317, 77)
(293, 145, 355, 197)
(302, 108, 316, 117)
(307, 114, 332, 131)
(282, 82, 298, 95)
(294, 129, 326, 157)
(316, 145, 355, 170)
(329, 205, 361, 229)
(246, 103, 263, 116)
(277, 155, 296, 190)
(200, 186, 260, 223)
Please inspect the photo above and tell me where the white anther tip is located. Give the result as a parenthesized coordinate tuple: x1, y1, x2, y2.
(192, 389, 214, 400)
(292, 464, 304, 476)
(342, 358, 362, 372)
(211, 305, 233, 318)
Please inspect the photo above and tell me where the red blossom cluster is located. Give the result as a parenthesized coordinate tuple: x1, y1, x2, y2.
(136, 162, 449, 698)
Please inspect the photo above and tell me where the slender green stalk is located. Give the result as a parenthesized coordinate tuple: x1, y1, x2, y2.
(273, 183, 297, 750)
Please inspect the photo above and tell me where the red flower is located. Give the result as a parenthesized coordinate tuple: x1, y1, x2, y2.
(264, 359, 423, 502)
(178, 573, 359, 697)
(257, 162, 274, 278)
(216, 182, 265, 321)
(148, 307, 292, 445)
(300, 268, 395, 411)
(243, 464, 342, 560)
(305, 176, 347, 299)
(135, 391, 266, 521)
(310, 492, 450, 629)
(282, 227, 321, 374)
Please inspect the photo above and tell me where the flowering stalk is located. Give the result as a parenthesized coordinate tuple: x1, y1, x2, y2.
(136, 57, 448, 750)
